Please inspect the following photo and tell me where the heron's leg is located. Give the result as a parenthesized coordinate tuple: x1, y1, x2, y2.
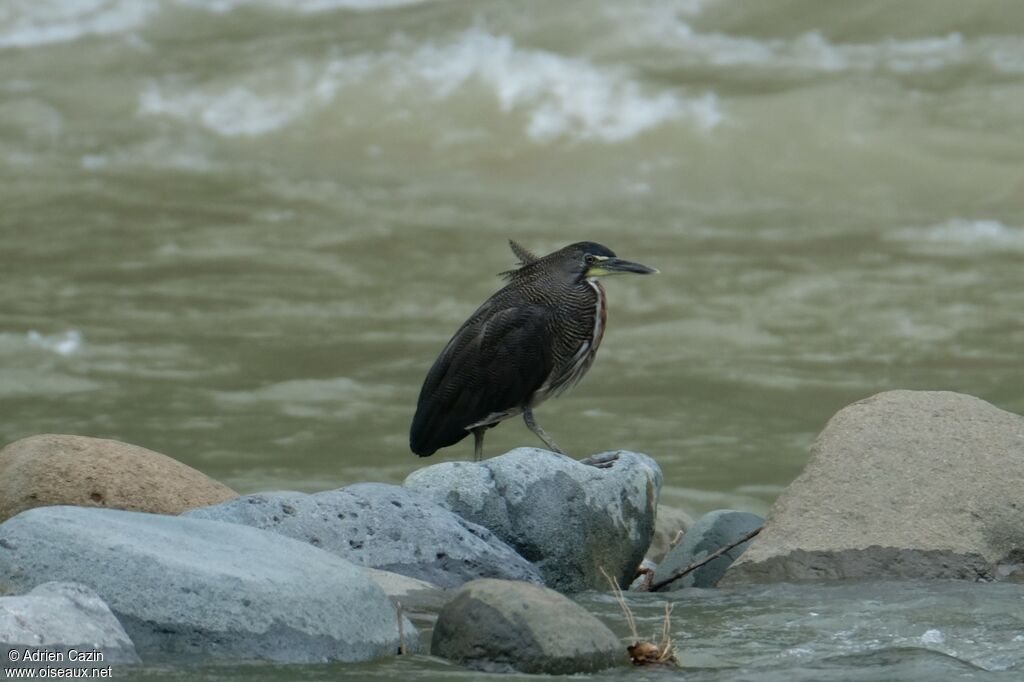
(472, 427, 485, 462)
(522, 408, 565, 454)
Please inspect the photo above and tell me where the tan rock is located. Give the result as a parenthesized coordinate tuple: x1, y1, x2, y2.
(0, 434, 237, 522)
(647, 504, 695, 563)
(722, 391, 1024, 584)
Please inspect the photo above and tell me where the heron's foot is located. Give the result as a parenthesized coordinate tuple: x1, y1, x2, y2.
(580, 451, 620, 469)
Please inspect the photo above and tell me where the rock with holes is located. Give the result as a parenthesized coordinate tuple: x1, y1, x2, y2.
(723, 391, 1024, 584)
(1, 582, 140, 668)
(0, 505, 417, 663)
(185, 483, 542, 589)
(652, 510, 763, 590)
(431, 578, 625, 674)
(0, 434, 236, 523)
(405, 448, 661, 593)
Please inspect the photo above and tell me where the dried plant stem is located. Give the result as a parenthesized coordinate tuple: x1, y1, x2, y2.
(599, 566, 638, 640)
(601, 566, 679, 667)
(656, 603, 677, 662)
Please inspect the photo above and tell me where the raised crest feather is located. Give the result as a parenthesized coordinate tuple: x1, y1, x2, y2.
(500, 240, 541, 280)
(509, 240, 539, 265)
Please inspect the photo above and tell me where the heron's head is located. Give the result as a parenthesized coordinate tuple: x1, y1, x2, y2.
(502, 240, 658, 283)
(560, 241, 659, 282)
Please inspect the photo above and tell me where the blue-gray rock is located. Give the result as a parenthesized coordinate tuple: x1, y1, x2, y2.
(185, 483, 542, 589)
(1, 582, 139, 668)
(431, 578, 625, 674)
(652, 510, 763, 590)
(405, 448, 661, 593)
(0, 506, 417, 663)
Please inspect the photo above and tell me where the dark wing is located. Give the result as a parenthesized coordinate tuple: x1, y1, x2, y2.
(409, 303, 553, 456)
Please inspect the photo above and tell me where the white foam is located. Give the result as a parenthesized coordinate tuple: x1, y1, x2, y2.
(140, 83, 306, 137)
(138, 27, 718, 142)
(620, 9, 1017, 77)
(0, 0, 156, 49)
(27, 329, 83, 356)
(920, 629, 945, 645)
(889, 219, 1024, 253)
(702, 30, 968, 74)
(413, 27, 718, 142)
(137, 56, 367, 136)
(172, 0, 438, 13)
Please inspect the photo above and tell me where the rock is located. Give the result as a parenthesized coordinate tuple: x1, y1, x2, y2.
(431, 578, 625, 674)
(627, 558, 657, 591)
(365, 569, 450, 615)
(0, 434, 236, 523)
(652, 510, 763, 590)
(405, 448, 661, 593)
(1, 582, 139, 667)
(723, 391, 1024, 584)
(0, 506, 417, 663)
(185, 483, 542, 589)
(647, 505, 696, 562)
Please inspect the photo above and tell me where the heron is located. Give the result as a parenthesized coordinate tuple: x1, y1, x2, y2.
(410, 240, 657, 460)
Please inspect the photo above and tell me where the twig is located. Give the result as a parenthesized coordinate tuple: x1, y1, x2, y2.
(599, 566, 638, 641)
(648, 526, 762, 592)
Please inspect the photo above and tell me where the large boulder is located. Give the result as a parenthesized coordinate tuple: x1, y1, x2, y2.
(1, 582, 139, 667)
(723, 391, 1024, 584)
(185, 483, 542, 588)
(652, 510, 763, 590)
(0, 434, 236, 523)
(405, 448, 661, 593)
(431, 578, 625, 674)
(0, 506, 417, 663)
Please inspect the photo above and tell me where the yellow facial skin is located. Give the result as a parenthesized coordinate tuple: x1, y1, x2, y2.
(585, 255, 612, 278)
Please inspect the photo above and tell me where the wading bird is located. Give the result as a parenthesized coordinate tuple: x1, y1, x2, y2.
(410, 240, 657, 460)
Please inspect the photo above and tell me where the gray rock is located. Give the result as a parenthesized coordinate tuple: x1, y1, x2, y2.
(653, 510, 763, 590)
(185, 483, 542, 589)
(723, 391, 1024, 584)
(362, 568, 448, 642)
(647, 504, 696, 562)
(1, 582, 139, 668)
(365, 569, 449, 615)
(431, 578, 625, 674)
(405, 448, 661, 593)
(0, 506, 417, 663)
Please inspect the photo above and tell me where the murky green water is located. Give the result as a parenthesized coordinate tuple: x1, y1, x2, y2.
(2, 0, 1023, 679)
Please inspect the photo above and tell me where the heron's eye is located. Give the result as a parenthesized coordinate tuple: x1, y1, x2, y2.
(584, 254, 596, 265)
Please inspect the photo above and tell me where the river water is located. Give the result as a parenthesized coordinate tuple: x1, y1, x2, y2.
(2, 0, 1023, 679)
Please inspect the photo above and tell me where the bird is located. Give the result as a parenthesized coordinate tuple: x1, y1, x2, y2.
(410, 240, 658, 460)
